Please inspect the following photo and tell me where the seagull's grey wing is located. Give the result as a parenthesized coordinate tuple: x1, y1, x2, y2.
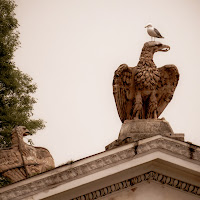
(154, 28, 164, 38)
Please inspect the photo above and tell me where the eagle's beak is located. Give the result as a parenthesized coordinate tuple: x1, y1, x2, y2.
(156, 44, 170, 52)
(160, 45, 170, 52)
(23, 128, 30, 136)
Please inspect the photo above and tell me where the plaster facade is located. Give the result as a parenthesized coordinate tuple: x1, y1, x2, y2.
(101, 181, 200, 200)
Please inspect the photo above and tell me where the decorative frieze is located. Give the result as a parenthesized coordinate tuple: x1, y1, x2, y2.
(72, 171, 200, 200)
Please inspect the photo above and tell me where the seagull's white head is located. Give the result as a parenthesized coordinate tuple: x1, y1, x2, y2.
(145, 23, 152, 28)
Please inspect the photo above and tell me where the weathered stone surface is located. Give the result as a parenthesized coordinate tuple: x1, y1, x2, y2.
(73, 171, 200, 200)
(106, 119, 184, 150)
(0, 126, 55, 183)
(113, 41, 179, 121)
(0, 135, 200, 200)
(119, 119, 173, 141)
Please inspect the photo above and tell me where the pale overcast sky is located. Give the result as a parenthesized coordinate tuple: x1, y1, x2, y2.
(15, 0, 200, 166)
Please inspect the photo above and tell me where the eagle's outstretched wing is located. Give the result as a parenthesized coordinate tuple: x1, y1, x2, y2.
(0, 150, 23, 172)
(113, 64, 133, 122)
(157, 64, 179, 117)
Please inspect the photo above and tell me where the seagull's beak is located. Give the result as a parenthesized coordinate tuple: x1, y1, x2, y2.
(144, 25, 147, 28)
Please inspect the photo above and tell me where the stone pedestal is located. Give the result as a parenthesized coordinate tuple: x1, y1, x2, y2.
(106, 119, 184, 150)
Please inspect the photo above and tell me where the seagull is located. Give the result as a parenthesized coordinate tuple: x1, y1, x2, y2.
(145, 23, 164, 41)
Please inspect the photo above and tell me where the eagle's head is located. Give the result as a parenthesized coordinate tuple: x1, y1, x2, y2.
(143, 41, 170, 54)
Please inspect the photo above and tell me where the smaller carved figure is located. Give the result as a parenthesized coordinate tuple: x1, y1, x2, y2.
(0, 126, 55, 183)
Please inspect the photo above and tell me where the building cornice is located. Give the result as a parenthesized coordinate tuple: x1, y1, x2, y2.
(73, 171, 200, 199)
(0, 135, 200, 200)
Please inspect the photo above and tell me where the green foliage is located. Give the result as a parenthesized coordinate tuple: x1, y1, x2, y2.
(0, 175, 11, 187)
(0, 0, 45, 146)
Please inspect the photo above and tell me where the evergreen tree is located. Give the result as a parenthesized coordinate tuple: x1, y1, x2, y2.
(0, 0, 45, 147)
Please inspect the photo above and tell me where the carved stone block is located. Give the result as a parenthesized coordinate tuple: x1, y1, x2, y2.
(106, 119, 184, 150)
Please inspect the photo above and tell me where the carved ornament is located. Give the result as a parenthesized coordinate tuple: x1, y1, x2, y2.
(113, 41, 179, 121)
(0, 126, 55, 183)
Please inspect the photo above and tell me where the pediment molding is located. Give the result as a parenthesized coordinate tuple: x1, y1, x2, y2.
(1, 136, 200, 200)
(73, 171, 200, 199)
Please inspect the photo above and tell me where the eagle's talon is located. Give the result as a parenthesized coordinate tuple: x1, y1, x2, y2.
(153, 110, 158, 119)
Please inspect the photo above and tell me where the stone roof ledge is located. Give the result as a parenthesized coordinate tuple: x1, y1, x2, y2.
(1, 130, 200, 199)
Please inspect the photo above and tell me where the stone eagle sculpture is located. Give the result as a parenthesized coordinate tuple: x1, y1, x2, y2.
(0, 126, 55, 183)
(113, 41, 179, 121)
